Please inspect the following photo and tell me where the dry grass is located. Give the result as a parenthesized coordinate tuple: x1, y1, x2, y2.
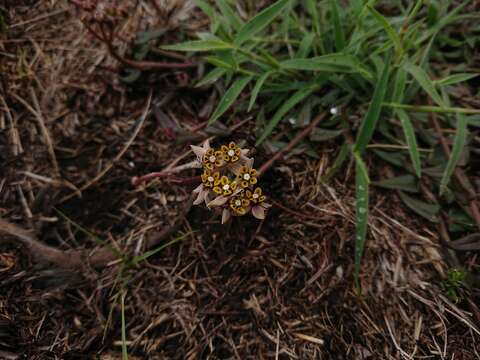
(1, 1, 479, 359)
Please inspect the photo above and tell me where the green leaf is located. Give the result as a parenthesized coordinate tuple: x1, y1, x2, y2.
(256, 87, 315, 145)
(296, 32, 316, 58)
(217, 0, 244, 32)
(403, 61, 446, 107)
(209, 76, 252, 125)
(330, 0, 346, 51)
(439, 114, 468, 195)
(399, 191, 440, 222)
(248, 71, 273, 111)
(321, 142, 351, 182)
(435, 73, 479, 87)
(234, 0, 291, 46)
(397, 109, 422, 177)
(391, 67, 407, 103)
(310, 128, 343, 142)
(373, 174, 419, 193)
(367, 5, 402, 54)
(134, 29, 167, 45)
(205, 56, 236, 70)
(354, 152, 370, 287)
(354, 54, 391, 153)
(196, 68, 227, 87)
(132, 232, 191, 264)
(280, 54, 372, 78)
(161, 39, 233, 52)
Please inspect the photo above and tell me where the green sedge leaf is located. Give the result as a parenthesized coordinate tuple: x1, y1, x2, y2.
(209, 76, 252, 125)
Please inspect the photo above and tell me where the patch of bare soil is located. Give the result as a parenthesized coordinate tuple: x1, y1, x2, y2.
(1, 1, 479, 359)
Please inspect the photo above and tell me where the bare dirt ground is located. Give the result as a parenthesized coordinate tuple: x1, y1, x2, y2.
(1, 1, 479, 359)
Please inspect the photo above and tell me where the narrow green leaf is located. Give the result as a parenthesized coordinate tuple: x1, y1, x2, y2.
(399, 191, 440, 222)
(256, 87, 314, 145)
(234, 0, 290, 46)
(403, 61, 446, 107)
(161, 39, 233, 52)
(296, 32, 316, 58)
(397, 109, 422, 177)
(354, 152, 370, 287)
(367, 5, 402, 54)
(373, 174, 419, 193)
(391, 68, 407, 103)
(217, 0, 244, 32)
(205, 56, 236, 70)
(439, 114, 468, 195)
(354, 55, 391, 153)
(280, 54, 372, 78)
(384, 102, 480, 115)
(321, 142, 351, 182)
(133, 232, 191, 264)
(248, 71, 273, 111)
(121, 291, 128, 360)
(330, 0, 346, 50)
(304, 0, 321, 35)
(435, 73, 479, 87)
(196, 68, 227, 87)
(210, 76, 252, 125)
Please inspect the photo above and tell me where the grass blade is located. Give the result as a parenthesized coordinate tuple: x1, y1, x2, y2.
(373, 174, 419, 193)
(403, 61, 446, 107)
(435, 73, 479, 87)
(354, 152, 370, 287)
(330, 0, 346, 51)
(354, 54, 391, 153)
(439, 114, 468, 195)
(248, 71, 273, 111)
(209, 75, 252, 125)
(391, 67, 407, 103)
(367, 5, 402, 55)
(399, 191, 440, 222)
(196, 68, 227, 87)
(256, 87, 314, 145)
(132, 232, 191, 265)
(217, 0, 244, 32)
(234, 0, 290, 46)
(383, 103, 480, 115)
(397, 109, 422, 177)
(161, 39, 233, 52)
(121, 291, 128, 360)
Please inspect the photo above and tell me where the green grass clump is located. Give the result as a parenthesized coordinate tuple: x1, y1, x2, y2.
(162, 0, 479, 285)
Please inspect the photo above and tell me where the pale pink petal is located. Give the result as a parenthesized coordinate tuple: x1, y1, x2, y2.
(191, 145, 206, 159)
(241, 148, 249, 156)
(251, 205, 265, 219)
(221, 208, 231, 224)
(192, 183, 203, 194)
(245, 158, 254, 169)
(207, 195, 229, 208)
(202, 139, 211, 150)
(261, 202, 272, 209)
(193, 189, 205, 205)
(229, 162, 243, 176)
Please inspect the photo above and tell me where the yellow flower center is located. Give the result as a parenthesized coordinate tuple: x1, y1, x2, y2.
(243, 173, 250, 180)
(223, 184, 230, 191)
(252, 193, 259, 199)
(235, 199, 242, 207)
(207, 176, 214, 182)
(228, 149, 235, 156)
(209, 155, 216, 162)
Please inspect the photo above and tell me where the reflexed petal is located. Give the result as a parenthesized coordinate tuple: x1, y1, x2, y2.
(245, 158, 254, 169)
(261, 202, 272, 209)
(229, 162, 243, 176)
(208, 195, 229, 208)
(191, 145, 206, 159)
(252, 205, 265, 219)
(221, 208, 231, 224)
(193, 189, 205, 205)
(203, 139, 211, 150)
(192, 183, 203, 194)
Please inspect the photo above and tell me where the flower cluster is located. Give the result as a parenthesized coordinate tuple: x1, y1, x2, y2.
(191, 140, 270, 223)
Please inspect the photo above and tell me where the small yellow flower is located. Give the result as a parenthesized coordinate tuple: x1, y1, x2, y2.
(221, 142, 241, 164)
(213, 175, 237, 196)
(229, 194, 250, 215)
(245, 187, 266, 204)
(237, 166, 257, 188)
(201, 169, 219, 188)
(202, 149, 224, 169)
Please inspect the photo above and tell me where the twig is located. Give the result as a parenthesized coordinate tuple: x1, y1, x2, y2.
(59, 92, 152, 203)
(84, 22, 196, 71)
(258, 111, 328, 176)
